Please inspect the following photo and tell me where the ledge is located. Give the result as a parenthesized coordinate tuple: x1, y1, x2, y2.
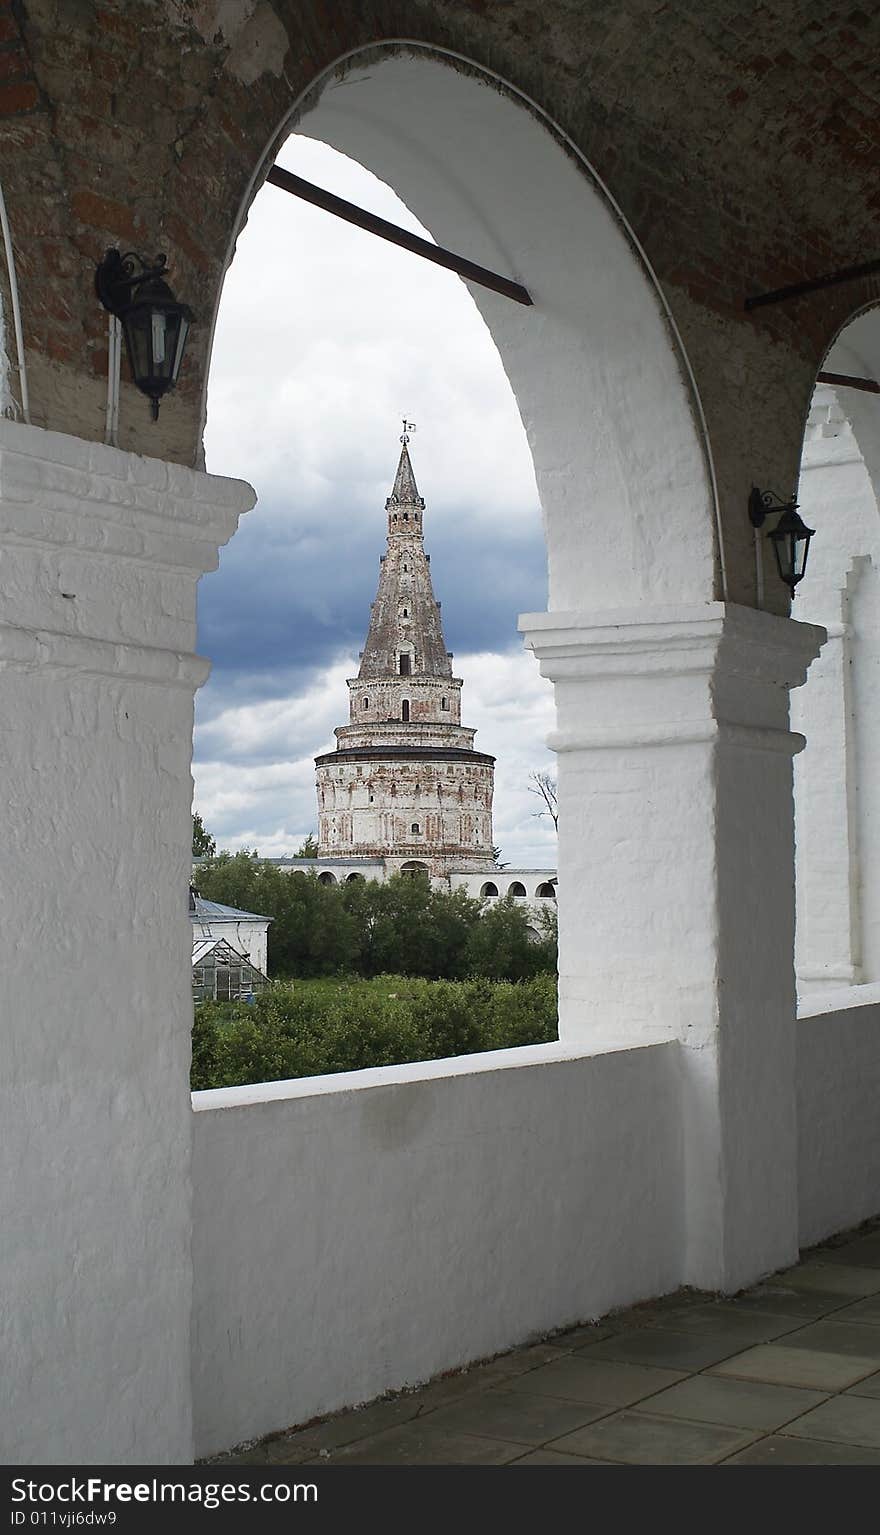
(192, 1033, 678, 1112)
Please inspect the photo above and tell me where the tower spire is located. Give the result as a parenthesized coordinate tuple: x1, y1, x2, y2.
(387, 420, 424, 512)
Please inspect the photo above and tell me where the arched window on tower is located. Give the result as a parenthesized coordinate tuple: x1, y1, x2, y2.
(399, 653, 411, 676)
(402, 699, 410, 722)
(362, 696, 369, 709)
(441, 697, 448, 710)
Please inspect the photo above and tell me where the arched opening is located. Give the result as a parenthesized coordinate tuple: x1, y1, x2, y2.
(202, 45, 717, 1061)
(318, 871, 337, 886)
(210, 47, 716, 616)
(345, 872, 365, 883)
(401, 699, 410, 723)
(480, 881, 499, 898)
(400, 860, 429, 879)
(508, 881, 527, 898)
(793, 306, 880, 998)
(536, 882, 556, 899)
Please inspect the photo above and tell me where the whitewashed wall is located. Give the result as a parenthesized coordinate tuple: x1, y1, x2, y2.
(793, 384, 880, 991)
(191, 1039, 682, 1457)
(797, 987, 880, 1246)
(195, 916, 268, 974)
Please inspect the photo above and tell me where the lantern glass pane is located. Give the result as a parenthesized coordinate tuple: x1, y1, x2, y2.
(123, 308, 152, 385)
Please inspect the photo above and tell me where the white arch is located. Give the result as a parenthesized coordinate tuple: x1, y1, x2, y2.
(794, 307, 880, 994)
(210, 45, 719, 614)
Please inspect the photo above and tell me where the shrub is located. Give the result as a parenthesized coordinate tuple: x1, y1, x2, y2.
(191, 972, 559, 1090)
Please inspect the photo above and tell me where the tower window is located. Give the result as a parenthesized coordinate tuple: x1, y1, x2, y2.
(402, 700, 410, 723)
(399, 653, 411, 676)
(362, 697, 369, 709)
(402, 607, 408, 617)
(403, 563, 408, 572)
(411, 823, 420, 835)
(441, 697, 448, 710)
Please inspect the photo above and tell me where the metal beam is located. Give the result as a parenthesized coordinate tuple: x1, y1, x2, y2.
(266, 165, 533, 308)
(817, 370, 880, 395)
(745, 258, 880, 311)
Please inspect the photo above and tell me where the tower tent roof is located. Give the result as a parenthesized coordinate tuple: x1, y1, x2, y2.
(358, 439, 452, 679)
(386, 442, 424, 509)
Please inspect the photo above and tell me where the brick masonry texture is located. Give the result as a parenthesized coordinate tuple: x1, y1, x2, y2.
(0, 0, 878, 604)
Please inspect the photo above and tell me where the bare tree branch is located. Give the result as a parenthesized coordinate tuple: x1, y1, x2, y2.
(527, 770, 558, 831)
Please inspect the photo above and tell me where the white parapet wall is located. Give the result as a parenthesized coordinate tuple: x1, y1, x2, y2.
(191, 1038, 683, 1457)
(797, 985, 880, 1248)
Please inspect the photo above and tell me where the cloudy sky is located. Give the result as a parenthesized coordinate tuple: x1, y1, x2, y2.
(196, 135, 557, 866)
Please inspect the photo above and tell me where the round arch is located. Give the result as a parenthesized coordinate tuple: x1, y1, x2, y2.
(209, 45, 719, 616)
(793, 305, 880, 996)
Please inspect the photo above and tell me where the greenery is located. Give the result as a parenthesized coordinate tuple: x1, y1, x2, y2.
(192, 812, 216, 859)
(194, 853, 557, 983)
(191, 971, 558, 1090)
(190, 820, 558, 1089)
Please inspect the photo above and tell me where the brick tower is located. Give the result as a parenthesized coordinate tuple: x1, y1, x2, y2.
(315, 428, 496, 876)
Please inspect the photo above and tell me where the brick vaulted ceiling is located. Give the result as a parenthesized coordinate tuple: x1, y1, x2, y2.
(0, 0, 878, 583)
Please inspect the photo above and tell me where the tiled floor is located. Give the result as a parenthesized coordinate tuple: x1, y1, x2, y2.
(208, 1219, 880, 1466)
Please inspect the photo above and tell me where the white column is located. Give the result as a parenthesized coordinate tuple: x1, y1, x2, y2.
(792, 596, 863, 993)
(520, 603, 824, 1292)
(0, 420, 253, 1463)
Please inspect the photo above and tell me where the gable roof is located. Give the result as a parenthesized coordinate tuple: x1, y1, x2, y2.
(191, 895, 271, 924)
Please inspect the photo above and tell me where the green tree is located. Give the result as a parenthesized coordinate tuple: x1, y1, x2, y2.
(192, 812, 216, 859)
(464, 893, 552, 982)
(296, 833, 319, 858)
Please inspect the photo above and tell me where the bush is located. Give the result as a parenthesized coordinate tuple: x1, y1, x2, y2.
(191, 972, 559, 1091)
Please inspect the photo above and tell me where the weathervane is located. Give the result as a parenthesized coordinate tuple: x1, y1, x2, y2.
(400, 418, 417, 445)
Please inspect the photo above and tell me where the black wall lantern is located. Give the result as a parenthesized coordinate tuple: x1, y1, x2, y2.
(95, 249, 193, 420)
(748, 486, 815, 597)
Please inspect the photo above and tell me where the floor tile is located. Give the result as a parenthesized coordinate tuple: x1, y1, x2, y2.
(270, 1394, 423, 1455)
(425, 1389, 611, 1446)
(510, 1449, 614, 1465)
(547, 1411, 757, 1465)
(783, 1394, 880, 1448)
(815, 1235, 880, 1270)
(845, 1370, 880, 1399)
(731, 1284, 852, 1320)
(507, 1356, 686, 1406)
(710, 1344, 879, 1392)
(768, 1262, 880, 1298)
(832, 1294, 880, 1326)
(636, 1373, 828, 1430)
(319, 1424, 524, 1465)
(579, 1328, 744, 1372)
(777, 1319, 880, 1361)
(647, 1303, 805, 1345)
(498, 1342, 578, 1373)
(725, 1435, 880, 1465)
(551, 1322, 618, 1349)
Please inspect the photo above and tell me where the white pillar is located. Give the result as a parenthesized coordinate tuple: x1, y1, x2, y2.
(520, 603, 824, 1292)
(792, 597, 863, 993)
(0, 420, 253, 1463)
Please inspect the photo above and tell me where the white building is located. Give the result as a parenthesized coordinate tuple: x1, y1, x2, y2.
(190, 893, 270, 975)
(4, 20, 880, 1469)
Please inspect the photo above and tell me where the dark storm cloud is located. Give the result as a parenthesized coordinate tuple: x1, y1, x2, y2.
(196, 488, 546, 742)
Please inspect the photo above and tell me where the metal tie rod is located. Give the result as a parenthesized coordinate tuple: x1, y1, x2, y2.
(745, 257, 880, 311)
(266, 165, 533, 308)
(817, 370, 880, 396)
